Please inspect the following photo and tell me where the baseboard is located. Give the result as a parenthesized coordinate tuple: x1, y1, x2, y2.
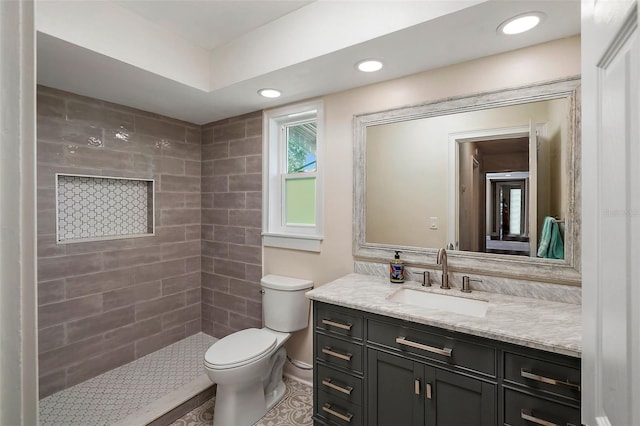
(284, 359, 313, 387)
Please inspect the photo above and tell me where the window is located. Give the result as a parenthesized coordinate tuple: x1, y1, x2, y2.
(263, 100, 323, 251)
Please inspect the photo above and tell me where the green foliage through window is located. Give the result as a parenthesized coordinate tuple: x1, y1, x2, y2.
(286, 122, 317, 173)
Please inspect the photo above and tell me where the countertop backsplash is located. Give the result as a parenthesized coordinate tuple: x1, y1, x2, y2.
(354, 260, 581, 305)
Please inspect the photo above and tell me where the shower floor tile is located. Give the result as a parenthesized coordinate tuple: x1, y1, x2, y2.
(39, 332, 216, 426)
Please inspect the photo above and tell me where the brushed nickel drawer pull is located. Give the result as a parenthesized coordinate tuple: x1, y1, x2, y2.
(322, 378, 353, 395)
(414, 379, 420, 395)
(520, 409, 558, 426)
(322, 319, 353, 331)
(521, 369, 581, 391)
(426, 383, 432, 400)
(322, 346, 353, 361)
(322, 403, 353, 422)
(395, 336, 453, 357)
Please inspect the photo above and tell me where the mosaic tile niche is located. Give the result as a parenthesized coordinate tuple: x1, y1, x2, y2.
(56, 174, 154, 243)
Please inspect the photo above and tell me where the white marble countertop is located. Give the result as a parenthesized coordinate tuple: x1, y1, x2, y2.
(306, 273, 581, 358)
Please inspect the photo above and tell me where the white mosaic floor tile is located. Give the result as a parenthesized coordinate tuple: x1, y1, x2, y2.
(39, 333, 216, 426)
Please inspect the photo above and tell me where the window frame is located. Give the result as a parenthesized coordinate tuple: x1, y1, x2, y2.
(262, 99, 324, 252)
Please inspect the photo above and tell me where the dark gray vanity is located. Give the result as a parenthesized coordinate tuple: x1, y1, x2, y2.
(306, 274, 581, 426)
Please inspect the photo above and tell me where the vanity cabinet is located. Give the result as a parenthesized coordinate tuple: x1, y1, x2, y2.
(501, 350, 581, 426)
(314, 303, 365, 426)
(368, 349, 495, 426)
(312, 301, 581, 426)
(366, 317, 496, 426)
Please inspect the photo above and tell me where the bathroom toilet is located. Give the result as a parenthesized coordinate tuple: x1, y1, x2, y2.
(204, 274, 313, 426)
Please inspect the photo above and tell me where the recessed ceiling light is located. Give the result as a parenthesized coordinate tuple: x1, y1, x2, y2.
(356, 59, 383, 73)
(258, 88, 281, 98)
(498, 12, 545, 35)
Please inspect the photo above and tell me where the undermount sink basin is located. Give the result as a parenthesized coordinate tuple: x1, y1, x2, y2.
(387, 288, 489, 318)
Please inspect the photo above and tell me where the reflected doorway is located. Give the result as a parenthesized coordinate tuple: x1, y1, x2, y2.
(457, 135, 532, 256)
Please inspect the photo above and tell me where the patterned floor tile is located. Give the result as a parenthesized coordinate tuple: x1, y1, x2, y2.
(170, 377, 313, 426)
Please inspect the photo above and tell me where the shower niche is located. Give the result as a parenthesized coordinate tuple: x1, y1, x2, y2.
(55, 174, 155, 243)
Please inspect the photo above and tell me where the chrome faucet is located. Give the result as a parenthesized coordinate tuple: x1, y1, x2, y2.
(437, 248, 450, 289)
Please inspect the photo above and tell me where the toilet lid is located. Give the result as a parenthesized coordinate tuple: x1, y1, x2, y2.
(204, 328, 277, 368)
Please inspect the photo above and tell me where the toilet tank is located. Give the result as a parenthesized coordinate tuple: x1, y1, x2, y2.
(261, 275, 313, 332)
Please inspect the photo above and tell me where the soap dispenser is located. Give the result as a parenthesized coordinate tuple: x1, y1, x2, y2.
(390, 250, 405, 283)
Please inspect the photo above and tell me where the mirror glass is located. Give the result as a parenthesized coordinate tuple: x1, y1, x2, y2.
(354, 78, 581, 283)
(366, 97, 569, 258)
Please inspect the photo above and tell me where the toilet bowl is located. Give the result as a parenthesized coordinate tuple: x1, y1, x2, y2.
(203, 275, 313, 426)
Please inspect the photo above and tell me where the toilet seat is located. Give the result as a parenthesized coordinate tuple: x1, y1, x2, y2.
(204, 328, 277, 370)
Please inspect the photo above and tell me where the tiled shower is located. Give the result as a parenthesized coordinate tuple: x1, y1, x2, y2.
(36, 86, 264, 411)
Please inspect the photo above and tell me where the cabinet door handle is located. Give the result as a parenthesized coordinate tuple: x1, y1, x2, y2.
(395, 336, 453, 357)
(414, 379, 420, 395)
(322, 318, 353, 330)
(322, 378, 353, 395)
(520, 369, 581, 391)
(322, 403, 353, 422)
(322, 346, 353, 361)
(520, 409, 558, 426)
(426, 383, 432, 400)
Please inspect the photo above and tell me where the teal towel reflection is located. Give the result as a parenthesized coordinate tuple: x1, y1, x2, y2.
(537, 216, 564, 259)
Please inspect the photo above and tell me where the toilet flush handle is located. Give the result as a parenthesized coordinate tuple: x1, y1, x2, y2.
(260, 289, 265, 295)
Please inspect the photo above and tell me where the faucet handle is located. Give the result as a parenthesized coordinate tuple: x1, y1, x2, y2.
(421, 271, 431, 287)
(461, 276, 482, 293)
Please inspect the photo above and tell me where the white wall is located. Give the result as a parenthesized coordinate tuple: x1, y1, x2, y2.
(0, 0, 38, 423)
(264, 36, 581, 368)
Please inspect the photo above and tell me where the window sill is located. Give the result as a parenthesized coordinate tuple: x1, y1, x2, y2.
(263, 233, 323, 252)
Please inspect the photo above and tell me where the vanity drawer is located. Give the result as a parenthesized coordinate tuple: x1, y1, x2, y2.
(503, 388, 580, 426)
(317, 333, 363, 373)
(317, 390, 362, 426)
(504, 352, 581, 401)
(317, 363, 363, 405)
(315, 303, 364, 340)
(367, 319, 496, 376)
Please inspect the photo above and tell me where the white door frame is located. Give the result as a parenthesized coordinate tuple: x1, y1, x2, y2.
(447, 124, 546, 251)
(581, 1, 639, 425)
(0, 0, 38, 424)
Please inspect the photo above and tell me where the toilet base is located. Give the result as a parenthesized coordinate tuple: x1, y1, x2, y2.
(212, 347, 288, 426)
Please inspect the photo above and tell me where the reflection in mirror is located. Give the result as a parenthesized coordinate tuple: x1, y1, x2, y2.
(354, 78, 581, 283)
(366, 97, 569, 259)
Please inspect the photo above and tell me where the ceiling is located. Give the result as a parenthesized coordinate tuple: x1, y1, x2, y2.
(36, 0, 580, 125)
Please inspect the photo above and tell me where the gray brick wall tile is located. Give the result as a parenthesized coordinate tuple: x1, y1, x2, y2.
(162, 272, 200, 295)
(39, 370, 66, 399)
(228, 173, 261, 192)
(39, 294, 103, 329)
(102, 281, 162, 311)
(103, 246, 162, 269)
(228, 244, 261, 265)
(66, 306, 135, 343)
(66, 268, 136, 298)
(228, 209, 261, 228)
(201, 273, 229, 292)
(38, 279, 66, 305)
(135, 326, 186, 358)
(213, 157, 245, 175)
(38, 324, 66, 353)
(135, 293, 186, 321)
(213, 225, 245, 244)
(228, 136, 261, 157)
(38, 253, 103, 281)
(66, 344, 136, 387)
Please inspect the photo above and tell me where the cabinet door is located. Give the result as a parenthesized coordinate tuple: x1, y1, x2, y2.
(426, 367, 496, 426)
(368, 349, 424, 426)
